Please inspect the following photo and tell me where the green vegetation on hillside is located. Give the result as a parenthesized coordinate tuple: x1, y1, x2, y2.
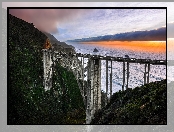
(91, 79, 167, 124)
(8, 13, 167, 125)
(8, 13, 85, 124)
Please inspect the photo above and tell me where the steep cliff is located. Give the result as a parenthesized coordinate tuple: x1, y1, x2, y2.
(8, 13, 85, 124)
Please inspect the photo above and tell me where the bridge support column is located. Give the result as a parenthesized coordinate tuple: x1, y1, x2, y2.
(43, 49, 53, 91)
(82, 56, 85, 97)
(110, 60, 112, 101)
(126, 62, 129, 90)
(147, 63, 150, 83)
(122, 61, 125, 91)
(86, 58, 92, 124)
(105, 60, 108, 106)
(144, 63, 150, 84)
(144, 64, 147, 84)
(90, 58, 94, 119)
(93, 58, 101, 111)
(86, 57, 101, 124)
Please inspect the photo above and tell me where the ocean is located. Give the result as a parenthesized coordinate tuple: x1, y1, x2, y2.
(66, 40, 173, 93)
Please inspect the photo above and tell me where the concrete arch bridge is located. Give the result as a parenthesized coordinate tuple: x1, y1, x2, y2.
(42, 49, 166, 124)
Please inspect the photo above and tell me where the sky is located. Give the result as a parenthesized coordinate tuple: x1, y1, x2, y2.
(56, 9, 167, 42)
(8, 8, 167, 42)
(3, 2, 174, 42)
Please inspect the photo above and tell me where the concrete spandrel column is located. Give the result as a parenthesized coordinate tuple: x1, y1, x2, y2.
(122, 61, 125, 91)
(105, 60, 108, 105)
(43, 49, 47, 90)
(126, 62, 129, 90)
(90, 59, 94, 118)
(147, 63, 150, 84)
(43, 49, 53, 91)
(97, 59, 102, 110)
(144, 63, 147, 85)
(88, 67, 92, 124)
(110, 60, 112, 99)
(45, 49, 49, 91)
(89, 58, 102, 121)
(49, 50, 53, 90)
(86, 58, 92, 124)
(82, 56, 85, 96)
(93, 59, 98, 112)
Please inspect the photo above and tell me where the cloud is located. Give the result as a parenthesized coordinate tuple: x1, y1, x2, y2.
(7, 7, 167, 41)
(53, 9, 166, 41)
(9, 9, 93, 34)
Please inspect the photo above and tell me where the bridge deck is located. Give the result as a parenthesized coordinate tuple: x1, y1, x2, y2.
(59, 53, 166, 65)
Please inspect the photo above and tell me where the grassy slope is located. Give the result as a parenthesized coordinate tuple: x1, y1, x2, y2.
(8, 14, 85, 124)
(91, 79, 167, 124)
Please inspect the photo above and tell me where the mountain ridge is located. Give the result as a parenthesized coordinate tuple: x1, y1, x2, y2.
(67, 27, 166, 42)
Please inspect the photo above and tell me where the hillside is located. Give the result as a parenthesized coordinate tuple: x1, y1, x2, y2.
(91, 79, 167, 124)
(8, 13, 85, 124)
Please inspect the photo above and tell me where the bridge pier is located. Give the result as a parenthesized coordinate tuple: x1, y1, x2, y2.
(43, 49, 53, 91)
(144, 63, 150, 84)
(126, 62, 129, 90)
(122, 61, 130, 90)
(86, 58, 92, 124)
(90, 58, 94, 119)
(105, 60, 113, 104)
(82, 56, 85, 97)
(144, 64, 147, 84)
(86, 57, 101, 124)
(122, 61, 125, 91)
(110, 60, 112, 101)
(93, 58, 101, 111)
(105, 60, 108, 106)
(147, 63, 150, 83)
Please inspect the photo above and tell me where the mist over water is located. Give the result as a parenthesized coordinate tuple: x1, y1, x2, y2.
(66, 41, 167, 93)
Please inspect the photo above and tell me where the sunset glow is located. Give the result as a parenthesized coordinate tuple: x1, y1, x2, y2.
(81, 41, 166, 53)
